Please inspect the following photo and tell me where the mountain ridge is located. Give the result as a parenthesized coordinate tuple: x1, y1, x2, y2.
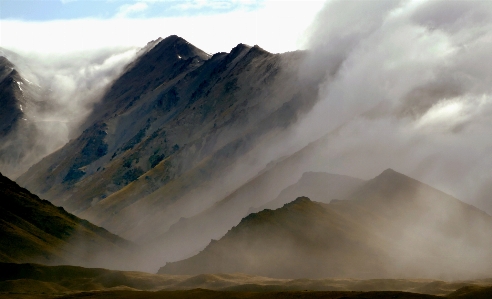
(159, 169, 492, 280)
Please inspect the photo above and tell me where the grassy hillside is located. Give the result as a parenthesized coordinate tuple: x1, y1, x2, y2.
(0, 172, 134, 268)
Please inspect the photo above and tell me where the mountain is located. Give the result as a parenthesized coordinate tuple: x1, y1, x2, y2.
(158, 169, 492, 280)
(0, 172, 134, 268)
(159, 196, 388, 279)
(150, 171, 364, 267)
(0, 55, 49, 178)
(17, 35, 321, 244)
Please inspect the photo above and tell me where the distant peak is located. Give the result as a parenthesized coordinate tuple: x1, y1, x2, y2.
(374, 168, 413, 181)
(381, 168, 398, 175)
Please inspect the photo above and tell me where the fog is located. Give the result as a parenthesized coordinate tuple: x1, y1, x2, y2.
(285, 0, 492, 213)
(150, 0, 492, 277)
(0, 46, 139, 178)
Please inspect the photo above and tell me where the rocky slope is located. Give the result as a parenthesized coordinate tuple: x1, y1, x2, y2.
(17, 35, 321, 244)
(159, 169, 492, 280)
(0, 172, 134, 269)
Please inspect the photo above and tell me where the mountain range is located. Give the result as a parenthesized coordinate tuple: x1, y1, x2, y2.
(159, 169, 492, 280)
(1, 35, 492, 296)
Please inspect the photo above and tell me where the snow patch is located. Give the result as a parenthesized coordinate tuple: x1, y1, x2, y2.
(19, 104, 23, 112)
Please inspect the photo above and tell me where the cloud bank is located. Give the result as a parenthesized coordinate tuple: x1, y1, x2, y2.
(288, 0, 492, 213)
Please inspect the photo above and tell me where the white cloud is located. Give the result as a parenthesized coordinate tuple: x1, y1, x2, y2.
(0, 1, 324, 55)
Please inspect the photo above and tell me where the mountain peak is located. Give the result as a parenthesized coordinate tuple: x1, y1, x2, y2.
(349, 168, 437, 204)
(379, 168, 398, 176)
(372, 168, 414, 186)
(152, 35, 209, 61)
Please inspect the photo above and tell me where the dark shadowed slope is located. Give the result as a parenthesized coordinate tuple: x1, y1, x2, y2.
(0, 172, 134, 268)
(159, 169, 492, 280)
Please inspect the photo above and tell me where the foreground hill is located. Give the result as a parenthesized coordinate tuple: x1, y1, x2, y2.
(0, 172, 134, 268)
(159, 169, 492, 279)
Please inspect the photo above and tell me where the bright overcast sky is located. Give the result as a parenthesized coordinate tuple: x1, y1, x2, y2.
(0, 0, 326, 55)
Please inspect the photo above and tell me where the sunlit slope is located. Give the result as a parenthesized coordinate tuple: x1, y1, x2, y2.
(159, 169, 492, 280)
(0, 172, 134, 268)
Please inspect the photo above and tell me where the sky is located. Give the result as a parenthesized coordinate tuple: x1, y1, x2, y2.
(0, 0, 325, 55)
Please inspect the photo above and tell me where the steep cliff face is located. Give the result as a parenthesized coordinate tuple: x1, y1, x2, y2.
(0, 56, 47, 179)
(17, 36, 321, 243)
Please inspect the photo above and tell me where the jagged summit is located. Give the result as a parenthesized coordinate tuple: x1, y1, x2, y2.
(230, 43, 251, 57)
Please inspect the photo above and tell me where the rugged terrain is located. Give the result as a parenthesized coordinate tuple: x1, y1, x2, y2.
(17, 35, 322, 250)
